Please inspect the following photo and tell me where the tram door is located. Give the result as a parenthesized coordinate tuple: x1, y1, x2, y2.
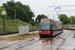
(54, 22, 57, 36)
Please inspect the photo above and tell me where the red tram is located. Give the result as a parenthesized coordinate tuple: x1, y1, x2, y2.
(39, 19, 63, 38)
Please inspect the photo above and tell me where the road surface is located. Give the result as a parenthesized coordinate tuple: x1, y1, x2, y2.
(0, 30, 75, 50)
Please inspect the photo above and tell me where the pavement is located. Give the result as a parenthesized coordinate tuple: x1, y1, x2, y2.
(0, 30, 75, 50)
(59, 30, 75, 50)
(0, 31, 39, 49)
(0, 30, 73, 50)
(0, 31, 39, 38)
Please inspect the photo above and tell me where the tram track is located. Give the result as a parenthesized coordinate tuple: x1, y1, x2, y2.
(15, 36, 64, 50)
(1, 30, 71, 50)
(15, 37, 59, 50)
(15, 37, 40, 50)
(0, 36, 59, 50)
(15, 32, 71, 50)
(56, 32, 71, 50)
(16, 32, 71, 50)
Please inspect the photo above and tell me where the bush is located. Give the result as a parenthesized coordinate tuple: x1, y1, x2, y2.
(0, 19, 39, 35)
(29, 26, 39, 32)
(30, 20, 36, 26)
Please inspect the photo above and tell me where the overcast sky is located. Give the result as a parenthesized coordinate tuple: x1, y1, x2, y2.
(1, 0, 75, 20)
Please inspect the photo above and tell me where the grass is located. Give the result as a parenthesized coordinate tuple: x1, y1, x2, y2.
(0, 19, 39, 35)
(0, 32, 39, 40)
(63, 25, 69, 28)
(73, 36, 75, 38)
(63, 27, 69, 28)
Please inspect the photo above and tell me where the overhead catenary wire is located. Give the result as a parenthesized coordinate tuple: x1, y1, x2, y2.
(50, 0, 58, 5)
(54, 8, 60, 17)
(49, 0, 75, 19)
(51, 9, 75, 12)
(50, 0, 60, 17)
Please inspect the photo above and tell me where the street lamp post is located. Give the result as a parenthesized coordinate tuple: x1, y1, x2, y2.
(2, 11, 6, 31)
(37, 20, 39, 26)
(31, 17, 34, 28)
(31, 17, 34, 20)
(14, 9, 16, 20)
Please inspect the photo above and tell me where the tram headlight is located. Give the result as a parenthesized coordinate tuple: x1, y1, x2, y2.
(40, 31, 41, 32)
(49, 31, 50, 32)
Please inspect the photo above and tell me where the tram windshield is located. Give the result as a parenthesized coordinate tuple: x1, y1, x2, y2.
(40, 20, 50, 30)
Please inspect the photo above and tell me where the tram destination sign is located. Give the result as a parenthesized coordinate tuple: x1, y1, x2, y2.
(41, 20, 50, 22)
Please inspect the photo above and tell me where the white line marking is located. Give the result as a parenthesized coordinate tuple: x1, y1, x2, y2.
(7, 41, 18, 45)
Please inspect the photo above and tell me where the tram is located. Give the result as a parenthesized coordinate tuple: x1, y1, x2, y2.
(39, 19, 63, 38)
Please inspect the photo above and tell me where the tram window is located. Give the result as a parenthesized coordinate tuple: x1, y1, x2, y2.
(40, 20, 50, 30)
(54, 22, 57, 30)
(57, 22, 58, 29)
(56, 22, 58, 29)
(51, 23, 52, 28)
(60, 23, 61, 29)
(54, 22, 55, 30)
(59, 23, 60, 29)
(59, 24, 61, 28)
(50, 21, 53, 30)
(57, 22, 59, 28)
(56, 22, 58, 28)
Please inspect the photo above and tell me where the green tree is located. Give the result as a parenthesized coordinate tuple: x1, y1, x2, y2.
(2, 0, 34, 22)
(30, 20, 36, 26)
(0, 6, 6, 18)
(70, 16, 75, 24)
(59, 14, 70, 24)
(35, 14, 48, 23)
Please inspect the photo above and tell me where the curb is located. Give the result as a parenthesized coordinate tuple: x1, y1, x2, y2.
(0, 31, 39, 38)
(0, 36, 39, 49)
(63, 28, 75, 30)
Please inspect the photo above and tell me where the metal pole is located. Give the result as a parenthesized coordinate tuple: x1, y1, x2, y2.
(3, 15, 5, 31)
(48, 14, 49, 18)
(2, 11, 6, 31)
(37, 20, 39, 26)
(53, 14, 54, 20)
(14, 9, 16, 20)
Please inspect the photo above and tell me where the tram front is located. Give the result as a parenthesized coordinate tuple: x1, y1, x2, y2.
(39, 19, 53, 38)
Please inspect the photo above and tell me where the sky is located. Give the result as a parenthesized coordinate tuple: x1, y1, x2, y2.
(1, 0, 75, 20)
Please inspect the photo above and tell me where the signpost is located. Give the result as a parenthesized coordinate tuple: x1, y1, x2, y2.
(2, 11, 6, 31)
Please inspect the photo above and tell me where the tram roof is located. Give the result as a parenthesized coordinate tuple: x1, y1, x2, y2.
(41, 18, 54, 20)
(41, 18, 62, 22)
